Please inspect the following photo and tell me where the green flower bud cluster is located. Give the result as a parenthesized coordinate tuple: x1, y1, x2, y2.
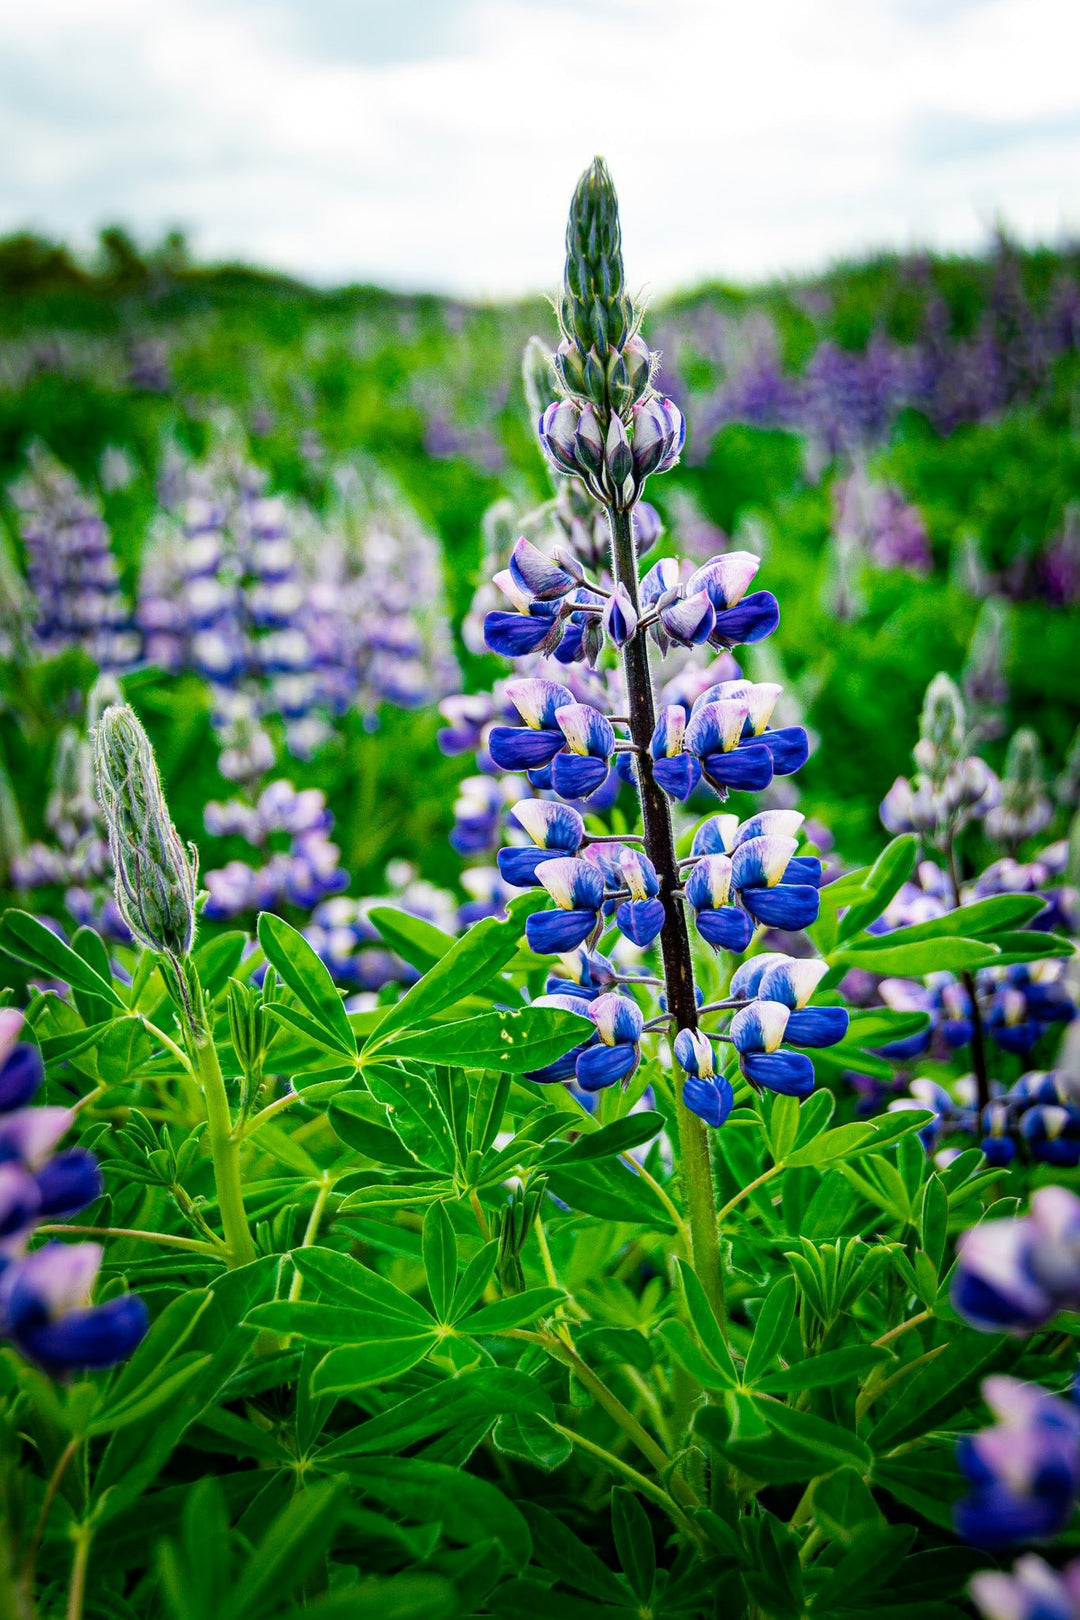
(493, 1176, 549, 1294)
(914, 673, 967, 787)
(554, 157, 656, 424)
(986, 727, 1054, 848)
(93, 703, 199, 960)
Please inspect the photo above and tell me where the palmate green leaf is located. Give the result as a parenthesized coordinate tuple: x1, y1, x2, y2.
(470, 1069, 511, 1154)
(657, 1320, 733, 1391)
(675, 1258, 739, 1384)
(367, 905, 457, 974)
(72, 924, 116, 1025)
(844, 1007, 934, 1047)
(493, 1410, 573, 1472)
(364, 1063, 457, 1172)
(449, 1241, 499, 1322)
(263, 1001, 358, 1059)
(37, 1018, 116, 1065)
(988, 930, 1075, 965)
(256, 914, 356, 1056)
(785, 1122, 878, 1168)
(868, 1331, 1015, 1452)
(194, 929, 248, 1003)
(372, 1005, 591, 1074)
(809, 1522, 915, 1612)
(0, 908, 125, 1005)
(755, 1398, 872, 1469)
(460, 1286, 564, 1335)
(97, 1016, 153, 1083)
(519, 1501, 632, 1605)
(335, 1456, 533, 1570)
(222, 1480, 345, 1620)
(812, 1466, 884, 1540)
(245, 1300, 423, 1344)
(367, 896, 547, 1048)
(544, 1159, 676, 1231)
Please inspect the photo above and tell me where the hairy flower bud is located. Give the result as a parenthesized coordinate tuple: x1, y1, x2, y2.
(93, 703, 199, 958)
(916, 673, 966, 785)
(631, 396, 685, 483)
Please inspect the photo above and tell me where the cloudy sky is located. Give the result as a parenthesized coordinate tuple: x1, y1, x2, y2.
(1, 0, 1076, 297)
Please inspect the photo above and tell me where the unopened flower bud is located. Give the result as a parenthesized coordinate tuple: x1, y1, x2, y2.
(552, 338, 588, 401)
(93, 704, 199, 959)
(603, 583, 638, 648)
(538, 399, 581, 477)
(559, 158, 637, 401)
(576, 404, 606, 478)
(917, 673, 966, 784)
(631, 396, 685, 482)
(604, 414, 635, 508)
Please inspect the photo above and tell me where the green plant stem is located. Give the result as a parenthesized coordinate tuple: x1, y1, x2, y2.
(240, 1089, 309, 1140)
(35, 1224, 222, 1256)
(715, 1163, 783, 1225)
(65, 1527, 91, 1620)
(191, 1036, 255, 1269)
(551, 1424, 701, 1541)
(872, 1308, 932, 1348)
(288, 1177, 332, 1302)
(23, 1437, 78, 1597)
(606, 503, 725, 1328)
(945, 838, 990, 1112)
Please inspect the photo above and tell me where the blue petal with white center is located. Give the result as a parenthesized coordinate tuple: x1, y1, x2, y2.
(685, 854, 734, 912)
(537, 857, 606, 912)
(505, 678, 576, 730)
(556, 703, 615, 759)
(691, 815, 740, 856)
(590, 992, 645, 1046)
(619, 848, 660, 900)
(511, 799, 585, 853)
(496, 846, 559, 886)
(756, 958, 829, 1010)
(731, 1000, 791, 1054)
(733, 811, 805, 847)
(685, 700, 749, 758)
(640, 556, 680, 606)
(731, 835, 798, 891)
(650, 705, 686, 759)
(674, 1028, 716, 1079)
(660, 591, 715, 647)
(686, 551, 761, 611)
(730, 953, 792, 1000)
(523, 993, 597, 1082)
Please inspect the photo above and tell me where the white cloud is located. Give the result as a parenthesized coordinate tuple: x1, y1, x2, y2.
(0, 0, 1076, 294)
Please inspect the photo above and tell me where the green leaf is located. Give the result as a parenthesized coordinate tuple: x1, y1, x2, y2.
(327, 1095, 422, 1169)
(422, 1202, 457, 1322)
(541, 1111, 664, 1165)
(311, 1338, 437, 1396)
(786, 1122, 877, 1168)
(449, 1242, 499, 1322)
(97, 1017, 153, 1084)
(755, 1399, 872, 1469)
(72, 925, 116, 1025)
(263, 1002, 358, 1059)
(367, 910, 531, 1046)
(291, 1246, 434, 1327)
(768, 1094, 801, 1162)
(372, 1006, 591, 1074)
(675, 1259, 738, 1382)
(844, 1007, 933, 1047)
(246, 1301, 425, 1345)
(461, 1287, 564, 1335)
(0, 909, 124, 1005)
(470, 1069, 511, 1154)
(520, 1502, 633, 1604)
(223, 1481, 345, 1620)
(544, 1160, 675, 1230)
(837, 835, 919, 942)
(831, 936, 999, 976)
(612, 1489, 654, 1602)
(493, 1411, 572, 1472)
(657, 1320, 734, 1391)
(744, 1275, 796, 1384)
(920, 1175, 948, 1273)
(256, 914, 356, 1056)
(755, 1344, 889, 1394)
(316, 1369, 554, 1461)
(849, 1110, 935, 1157)
(812, 1467, 884, 1541)
(297, 1576, 458, 1620)
(366, 906, 456, 974)
(988, 930, 1075, 965)
(339, 1456, 532, 1569)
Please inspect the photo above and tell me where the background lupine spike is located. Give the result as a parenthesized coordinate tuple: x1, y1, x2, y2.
(93, 703, 199, 959)
(916, 672, 967, 785)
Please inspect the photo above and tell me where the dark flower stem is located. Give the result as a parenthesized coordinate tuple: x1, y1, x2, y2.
(607, 505, 726, 1326)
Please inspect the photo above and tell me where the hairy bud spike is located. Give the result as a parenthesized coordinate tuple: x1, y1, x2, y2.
(93, 703, 199, 959)
(559, 158, 636, 410)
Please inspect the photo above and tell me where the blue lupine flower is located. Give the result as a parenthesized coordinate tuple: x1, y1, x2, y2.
(507, 535, 579, 601)
(552, 704, 615, 799)
(684, 552, 780, 650)
(615, 849, 665, 947)
(685, 700, 774, 794)
(692, 808, 805, 859)
(34, 1151, 103, 1220)
(603, 584, 638, 649)
(484, 600, 564, 658)
(0, 1242, 148, 1374)
(497, 800, 586, 886)
(650, 707, 701, 802)
(488, 678, 575, 771)
(684, 855, 754, 952)
(674, 1029, 734, 1128)
(980, 1102, 1018, 1168)
(1019, 1105, 1080, 1168)
(526, 857, 607, 954)
(659, 590, 715, 649)
(450, 775, 505, 857)
(971, 1554, 1080, 1620)
(690, 680, 810, 779)
(545, 948, 618, 1001)
(730, 1001, 815, 1097)
(730, 836, 821, 930)
(0, 1164, 41, 1250)
(552, 587, 605, 667)
(0, 1013, 43, 1111)
(754, 957, 849, 1047)
(955, 1375, 1080, 1549)
(951, 1187, 1080, 1334)
(576, 993, 644, 1091)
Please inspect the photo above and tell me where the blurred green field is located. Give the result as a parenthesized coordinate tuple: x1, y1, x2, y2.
(1, 228, 1079, 903)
